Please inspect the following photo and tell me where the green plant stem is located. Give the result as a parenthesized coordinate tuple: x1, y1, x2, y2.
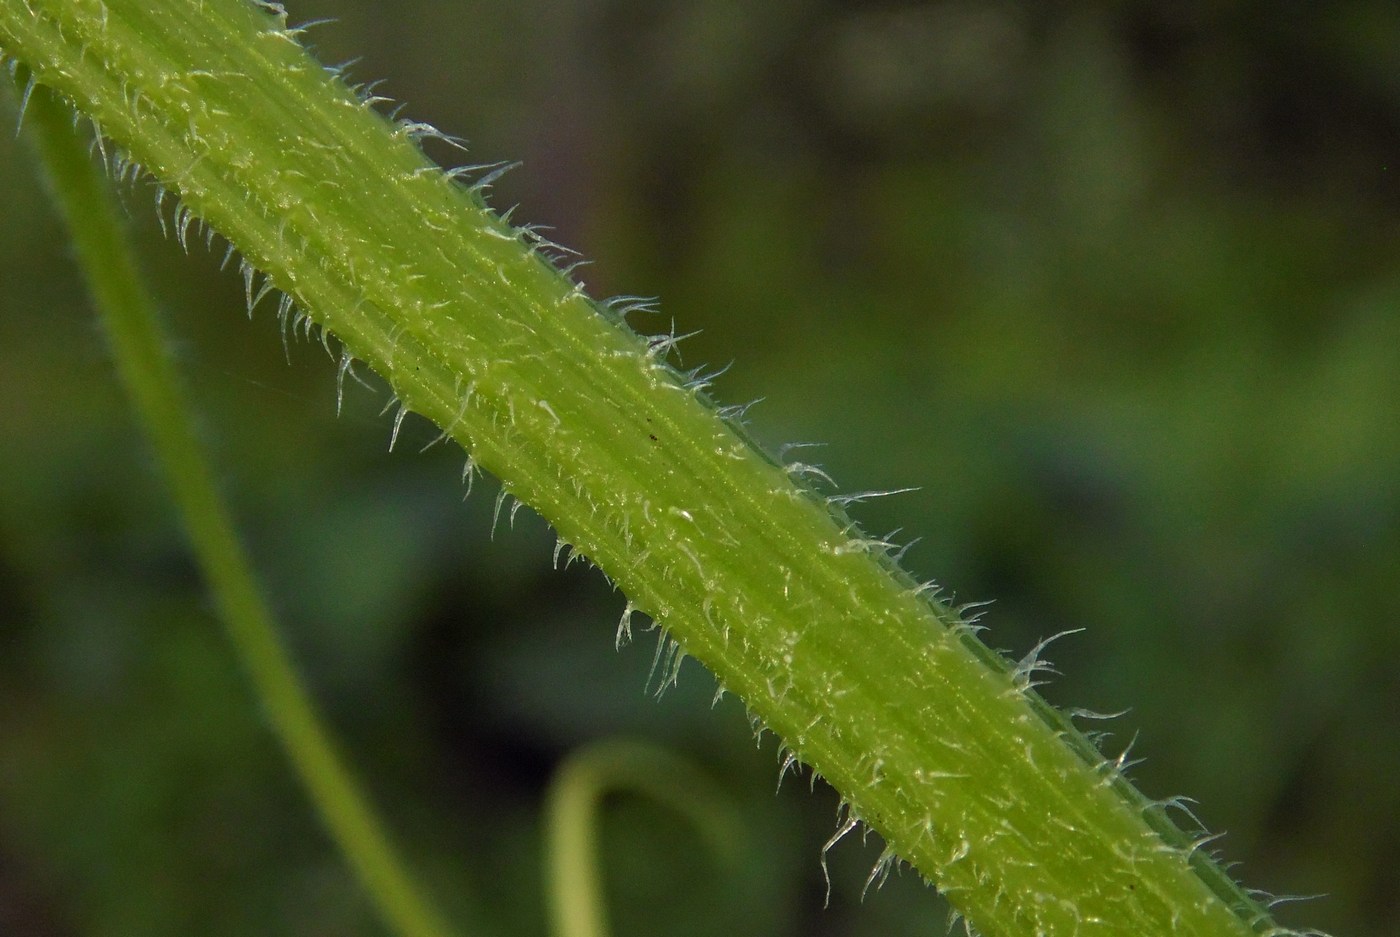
(0, 2, 1301, 935)
(20, 77, 458, 937)
(545, 740, 742, 937)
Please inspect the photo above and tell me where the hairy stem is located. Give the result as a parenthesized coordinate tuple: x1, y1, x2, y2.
(0, 2, 1302, 935)
(20, 75, 459, 937)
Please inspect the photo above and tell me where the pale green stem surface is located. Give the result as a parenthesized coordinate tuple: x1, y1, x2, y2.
(20, 76, 459, 937)
(0, 2, 1300, 935)
(545, 740, 742, 937)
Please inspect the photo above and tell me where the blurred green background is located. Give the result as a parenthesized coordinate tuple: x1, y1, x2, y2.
(2, 1, 1398, 935)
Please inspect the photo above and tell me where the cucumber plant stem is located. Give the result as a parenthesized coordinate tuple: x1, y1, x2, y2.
(21, 76, 459, 937)
(0, 2, 1309, 935)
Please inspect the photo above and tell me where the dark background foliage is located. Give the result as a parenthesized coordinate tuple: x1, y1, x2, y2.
(1, 1, 1397, 935)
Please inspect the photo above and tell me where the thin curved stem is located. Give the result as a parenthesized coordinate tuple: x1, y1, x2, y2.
(545, 740, 742, 937)
(21, 77, 459, 937)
